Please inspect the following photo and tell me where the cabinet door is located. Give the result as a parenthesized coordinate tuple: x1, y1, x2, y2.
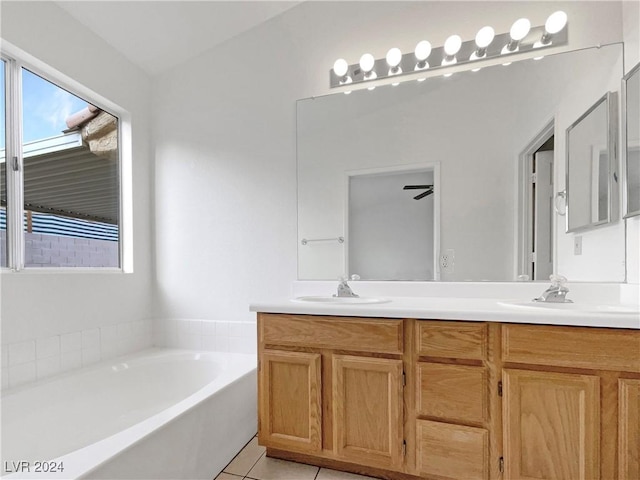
(259, 350, 322, 453)
(619, 379, 640, 479)
(503, 369, 600, 480)
(332, 355, 403, 470)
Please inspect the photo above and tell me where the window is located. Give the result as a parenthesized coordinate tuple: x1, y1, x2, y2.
(1, 49, 123, 270)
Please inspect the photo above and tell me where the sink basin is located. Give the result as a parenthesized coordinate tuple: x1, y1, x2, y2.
(291, 296, 391, 305)
(498, 301, 640, 315)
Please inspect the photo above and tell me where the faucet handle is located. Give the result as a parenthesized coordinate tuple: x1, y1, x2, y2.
(549, 274, 568, 287)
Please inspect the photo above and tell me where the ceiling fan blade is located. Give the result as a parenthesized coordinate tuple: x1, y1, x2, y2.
(413, 187, 434, 200)
(403, 184, 433, 190)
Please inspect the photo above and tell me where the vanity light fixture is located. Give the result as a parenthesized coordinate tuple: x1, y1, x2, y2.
(533, 10, 569, 58)
(542, 11, 568, 44)
(386, 48, 403, 74)
(442, 35, 461, 63)
(359, 53, 377, 90)
(414, 40, 432, 81)
(333, 58, 353, 94)
(386, 47, 403, 85)
(333, 58, 350, 81)
(329, 11, 568, 89)
(503, 18, 531, 53)
(441, 35, 462, 77)
(470, 26, 495, 71)
(501, 18, 531, 65)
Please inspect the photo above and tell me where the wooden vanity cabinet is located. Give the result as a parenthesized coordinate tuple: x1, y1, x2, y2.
(502, 323, 640, 480)
(257, 313, 406, 473)
(414, 320, 496, 480)
(258, 313, 640, 480)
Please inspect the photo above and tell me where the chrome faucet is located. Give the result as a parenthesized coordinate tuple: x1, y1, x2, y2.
(533, 275, 573, 303)
(334, 275, 360, 298)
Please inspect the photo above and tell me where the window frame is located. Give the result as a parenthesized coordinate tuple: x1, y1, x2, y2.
(1, 40, 133, 273)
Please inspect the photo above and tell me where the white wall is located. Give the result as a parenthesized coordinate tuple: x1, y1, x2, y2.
(152, 1, 628, 323)
(0, 2, 154, 387)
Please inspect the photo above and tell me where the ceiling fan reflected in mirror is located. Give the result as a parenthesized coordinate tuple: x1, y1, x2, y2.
(403, 184, 434, 200)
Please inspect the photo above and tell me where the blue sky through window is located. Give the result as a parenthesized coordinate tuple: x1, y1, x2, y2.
(1, 67, 87, 150)
(22, 69, 87, 145)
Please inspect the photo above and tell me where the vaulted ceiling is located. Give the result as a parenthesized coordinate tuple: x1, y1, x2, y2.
(55, 1, 301, 76)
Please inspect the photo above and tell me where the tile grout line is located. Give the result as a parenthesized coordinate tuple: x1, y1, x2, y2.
(221, 434, 261, 478)
(242, 450, 266, 479)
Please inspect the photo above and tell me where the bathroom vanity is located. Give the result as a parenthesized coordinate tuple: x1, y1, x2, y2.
(253, 300, 640, 480)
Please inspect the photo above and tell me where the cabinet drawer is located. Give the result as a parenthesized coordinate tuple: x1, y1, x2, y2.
(416, 419, 489, 480)
(259, 314, 403, 354)
(417, 321, 487, 360)
(503, 324, 640, 372)
(417, 363, 488, 424)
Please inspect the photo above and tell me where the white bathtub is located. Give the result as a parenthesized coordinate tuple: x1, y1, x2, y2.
(1, 348, 257, 480)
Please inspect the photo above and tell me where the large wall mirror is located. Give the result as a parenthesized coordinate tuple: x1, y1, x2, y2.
(297, 44, 625, 282)
(623, 62, 640, 218)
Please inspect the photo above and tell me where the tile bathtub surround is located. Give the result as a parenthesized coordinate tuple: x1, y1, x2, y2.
(154, 319, 257, 354)
(215, 436, 378, 480)
(0, 319, 153, 391)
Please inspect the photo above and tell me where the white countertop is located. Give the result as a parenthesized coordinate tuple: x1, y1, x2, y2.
(250, 296, 640, 329)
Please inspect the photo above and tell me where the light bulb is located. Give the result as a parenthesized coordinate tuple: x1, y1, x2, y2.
(359, 53, 375, 73)
(333, 58, 349, 78)
(386, 48, 402, 68)
(444, 35, 462, 56)
(510, 18, 531, 41)
(475, 26, 495, 49)
(415, 40, 432, 61)
(545, 10, 567, 34)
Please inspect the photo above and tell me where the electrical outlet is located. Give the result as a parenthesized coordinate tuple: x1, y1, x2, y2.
(440, 249, 455, 273)
(574, 235, 582, 255)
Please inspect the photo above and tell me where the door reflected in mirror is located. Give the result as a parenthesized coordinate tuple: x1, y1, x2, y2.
(348, 166, 438, 281)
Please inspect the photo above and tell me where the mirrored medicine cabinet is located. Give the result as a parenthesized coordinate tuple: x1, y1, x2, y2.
(623, 62, 640, 218)
(566, 92, 618, 233)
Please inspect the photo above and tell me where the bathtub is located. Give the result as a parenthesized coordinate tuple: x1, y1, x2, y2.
(1, 348, 257, 480)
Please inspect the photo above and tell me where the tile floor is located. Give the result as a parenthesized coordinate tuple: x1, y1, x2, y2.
(215, 436, 378, 480)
